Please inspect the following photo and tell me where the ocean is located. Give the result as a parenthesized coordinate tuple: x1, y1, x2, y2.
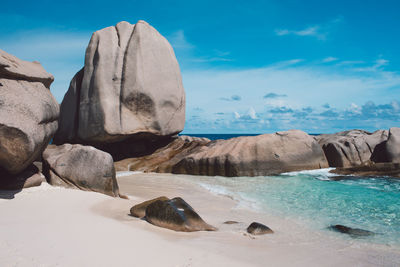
(181, 133, 320, 140)
(177, 133, 400, 247)
(187, 169, 400, 246)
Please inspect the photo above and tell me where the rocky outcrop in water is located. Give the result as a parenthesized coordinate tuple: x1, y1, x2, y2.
(171, 130, 328, 177)
(331, 162, 400, 178)
(42, 144, 120, 197)
(145, 197, 217, 232)
(328, 224, 375, 238)
(316, 130, 388, 167)
(0, 50, 59, 175)
(53, 20, 185, 146)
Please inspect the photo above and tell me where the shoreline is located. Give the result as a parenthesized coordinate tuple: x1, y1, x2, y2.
(0, 173, 399, 266)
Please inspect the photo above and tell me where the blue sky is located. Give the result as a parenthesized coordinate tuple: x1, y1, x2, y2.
(1, 0, 399, 133)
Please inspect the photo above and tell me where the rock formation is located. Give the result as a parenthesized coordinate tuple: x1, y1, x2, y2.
(246, 222, 274, 235)
(385, 127, 400, 163)
(54, 20, 185, 146)
(331, 162, 400, 178)
(130, 196, 169, 218)
(42, 144, 120, 197)
(316, 130, 388, 167)
(114, 135, 210, 172)
(0, 164, 45, 190)
(328, 224, 375, 237)
(145, 197, 217, 232)
(171, 130, 328, 177)
(0, 50, 59, 175)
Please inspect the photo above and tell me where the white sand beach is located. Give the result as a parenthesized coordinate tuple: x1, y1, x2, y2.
(1, 172, 399, 267)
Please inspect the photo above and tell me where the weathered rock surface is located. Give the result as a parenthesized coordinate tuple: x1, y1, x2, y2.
(331, 162, 400, 178)
(328, 224, 375, 237)
(0, 49, 54, 88)
(171, 130, 328, 177)
(115, 135, 210, 171)
(145, 197, 217, 232)
(0, 50, 59, 175)
(42, 144, 120, 197)
(54, 20, 185, 145)
(316, 130, 388, 167)
(0, 164, 45, 190)
(385, 127, 400, 163)
(130, 196, 169, 218)
(246, 222, 274, 235)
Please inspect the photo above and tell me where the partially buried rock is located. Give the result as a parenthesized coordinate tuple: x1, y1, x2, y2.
(42, 144, 120, 197)
(223, 221, 239, 225)
(0, 164, 45, 190)
(145, 197, 217, 232)
(246, 222, 274, 235)
(130, 196, 169, 218)
(0, 49, 59, 174)
(328, 224, 375, 238)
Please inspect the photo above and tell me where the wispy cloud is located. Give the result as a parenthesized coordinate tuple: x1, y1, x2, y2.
(168, 30, 194, 50)
(275, 16, 343, 40)
(353, 58, 389, 72)
(264, 92, 287, 99)
(220, 95, 242, 101)
(168, 30, 232, 63)
(322, 57, 338, 63)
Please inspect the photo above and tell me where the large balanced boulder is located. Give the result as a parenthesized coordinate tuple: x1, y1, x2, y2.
(171, 130, 328, 177)
(42, 144, 120, 197)
(0, 50, 59, 175)
(54, 20, 185, 145)
(145, 197, 217, 232)
(316, 130, 388, 167)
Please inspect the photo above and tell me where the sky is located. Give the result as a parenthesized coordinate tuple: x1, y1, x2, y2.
(1, 0, 399, 134)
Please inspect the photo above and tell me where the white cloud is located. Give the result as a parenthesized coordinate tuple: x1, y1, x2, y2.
(322, 57, 338, 63)
(353, 58, 390, 72)
(167, 30, 194, 50)
(183, 58, 400, 133)
(234, 111, 241, 119)
(275, 16, 343, 41)
(248, 107, 257, 119)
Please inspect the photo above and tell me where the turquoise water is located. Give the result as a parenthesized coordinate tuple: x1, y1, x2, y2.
(192, 169, 400, 246)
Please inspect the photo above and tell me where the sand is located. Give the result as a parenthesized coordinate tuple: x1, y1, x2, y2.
(1, 172, 399, 266)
